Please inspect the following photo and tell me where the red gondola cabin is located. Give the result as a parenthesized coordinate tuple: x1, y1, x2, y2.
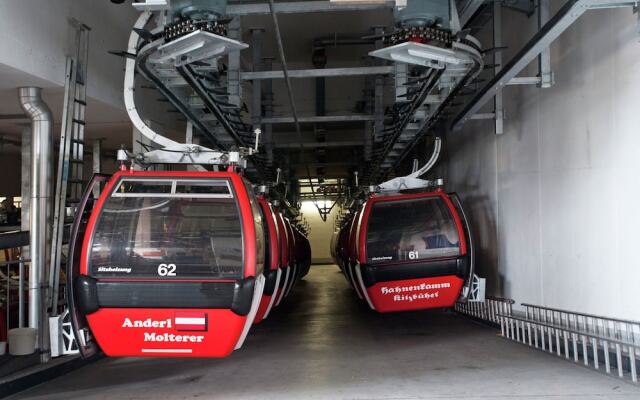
(351, 189, 473, 313)
(67, 170, 266, 358)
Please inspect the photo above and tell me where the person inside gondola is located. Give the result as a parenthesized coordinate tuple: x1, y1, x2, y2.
(397, 203, 460, 260)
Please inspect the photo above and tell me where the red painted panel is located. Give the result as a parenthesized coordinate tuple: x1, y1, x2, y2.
(366, 275, 464, 313)
(257, 197, 280, 271)
(87, 308, 246, 357)
(253, 295, 272, 325)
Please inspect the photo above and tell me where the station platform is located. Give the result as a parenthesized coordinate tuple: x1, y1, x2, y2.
(8, 265, 640, 400)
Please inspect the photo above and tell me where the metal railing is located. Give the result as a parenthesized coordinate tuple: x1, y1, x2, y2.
(1, 257, 28, 332)
(522, 303, 640, 346)
(455, 296, 515, 327)
(500, 304, 640, 384)
(1, 231, 30, 339)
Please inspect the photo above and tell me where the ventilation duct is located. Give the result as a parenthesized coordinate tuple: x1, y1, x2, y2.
(18, 87, 53, 356)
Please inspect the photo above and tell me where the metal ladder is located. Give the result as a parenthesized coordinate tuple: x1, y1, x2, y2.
(49, 20, 91, 316)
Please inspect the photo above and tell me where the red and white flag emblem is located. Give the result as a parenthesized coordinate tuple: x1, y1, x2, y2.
(174, 312, 208, 332)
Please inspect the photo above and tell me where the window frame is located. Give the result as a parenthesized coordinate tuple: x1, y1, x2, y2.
(360, 193, 465, 265)
(111, 178, 234, 199)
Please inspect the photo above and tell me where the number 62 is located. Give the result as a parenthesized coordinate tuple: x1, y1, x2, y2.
(157, 263, 177, 276)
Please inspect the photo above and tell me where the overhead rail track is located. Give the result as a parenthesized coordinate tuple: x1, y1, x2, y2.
(365, 35, 484, 183)
(135, 40, 230, 150)
(267, 0, 324, 216)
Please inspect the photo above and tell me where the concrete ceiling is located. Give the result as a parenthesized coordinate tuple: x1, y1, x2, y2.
(0, 1, 396, 178)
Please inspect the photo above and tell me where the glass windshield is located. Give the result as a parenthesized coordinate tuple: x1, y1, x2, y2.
(88, 177, 243, 280)
(365, 196, 461, 264)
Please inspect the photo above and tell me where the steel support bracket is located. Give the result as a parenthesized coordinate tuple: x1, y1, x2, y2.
(452, 0, 639, 131)
(152, 30, 248, 67)
(463, 274, 486, 302)
(131, 0, 169, 12)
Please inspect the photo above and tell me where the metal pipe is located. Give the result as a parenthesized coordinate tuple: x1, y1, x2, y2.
(240, 66, 394, 80)
(493, 0, 504, 135)
(5, 265, 9, 341)
(21, 127, 31, 262)
(18, 86, 53, 356)
(263, 57, 275, 166)
(250, 28, 264, 129)
(537, 0, 554, 88)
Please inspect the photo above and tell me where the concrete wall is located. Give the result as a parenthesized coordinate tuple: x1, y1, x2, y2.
(446, 8, 640, 320)
(300, 201, 340, 264)
(0, 0, 137, 108)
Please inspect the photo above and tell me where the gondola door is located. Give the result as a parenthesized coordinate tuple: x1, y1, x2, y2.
(356, 190, 471, 313)
(67, 173, 110, 358)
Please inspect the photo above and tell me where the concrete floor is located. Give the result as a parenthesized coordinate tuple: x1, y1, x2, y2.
(10, 265, 640, 400)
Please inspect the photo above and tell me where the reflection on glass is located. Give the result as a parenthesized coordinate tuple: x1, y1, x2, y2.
(89, 182, 243, 280)
(366, 197, 461, 264)
(116, 180, 172, 195)
(243, 180, 265, 274)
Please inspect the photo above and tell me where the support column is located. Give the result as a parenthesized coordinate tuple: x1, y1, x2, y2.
(395, 63, 407, 102)
(185, 121, 206, 172)
(263, 57, 275, 167)
(228, 17, 242, 107)
(20, 127, 31, 258)
(92, 139, 103, 197)
(374, 26, 384, 143)
(493, 1, 504, 135)
(92, 139, 102, 174)
(363, 73, 373, 162)
(250, 28, 264, 131)
(537, 0, 554, 88)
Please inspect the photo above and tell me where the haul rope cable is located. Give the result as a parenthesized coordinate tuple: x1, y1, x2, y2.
(267, 0, 324, 216)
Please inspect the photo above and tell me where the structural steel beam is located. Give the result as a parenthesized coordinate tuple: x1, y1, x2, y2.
(250, 28, 264, 128)
(451, 0, 638, 131)
(241, 66, 394, 80)
(292, 161, 354, 168)
(537, 0, 554, 88)
(493, 0, 504, 135)
(459, 0, 488, 28)
(263, 114, 376, 124)
(228, 1, 394, 16)
(275, 141, 362, 149)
